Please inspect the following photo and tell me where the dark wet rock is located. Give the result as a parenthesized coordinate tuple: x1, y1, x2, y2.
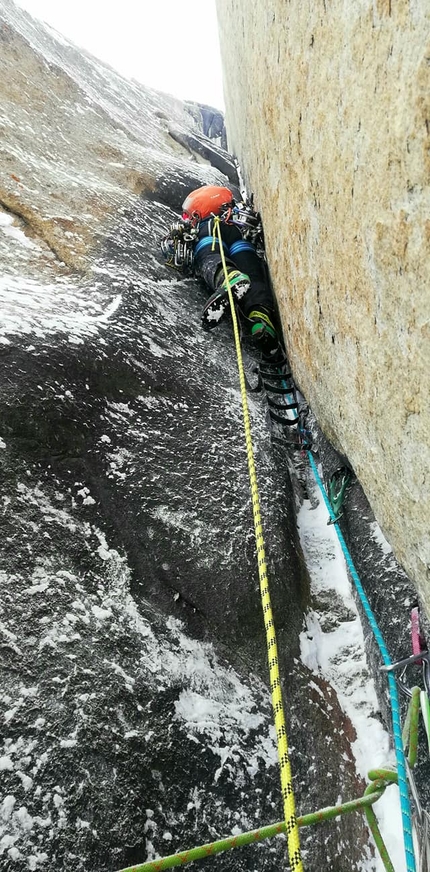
(286, 666, 372, 870)
(167, 126, 237, 186)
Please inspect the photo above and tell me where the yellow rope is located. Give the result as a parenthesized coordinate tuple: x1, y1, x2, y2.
(213, 217, 304, 871)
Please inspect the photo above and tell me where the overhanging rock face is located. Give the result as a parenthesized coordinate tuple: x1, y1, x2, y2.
(216, 0, 430, 614)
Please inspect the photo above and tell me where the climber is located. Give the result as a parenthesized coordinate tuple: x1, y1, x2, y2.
(161, 185, 283, 359)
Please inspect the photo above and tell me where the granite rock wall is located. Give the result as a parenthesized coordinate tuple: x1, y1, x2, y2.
(0, 2, 376, 868)
(216, 0, 430, 614)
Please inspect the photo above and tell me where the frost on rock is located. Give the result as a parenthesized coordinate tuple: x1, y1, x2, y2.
(0, 5, 297, 871)
(0, 485, 281, 870)
(296, 464, 418, 872)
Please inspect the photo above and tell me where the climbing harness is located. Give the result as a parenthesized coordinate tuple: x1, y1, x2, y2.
(161, 195, 265, 278)
(221, 195, 264, 251)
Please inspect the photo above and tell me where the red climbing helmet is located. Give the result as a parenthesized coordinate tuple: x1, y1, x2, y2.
(182, 185, 234, 224)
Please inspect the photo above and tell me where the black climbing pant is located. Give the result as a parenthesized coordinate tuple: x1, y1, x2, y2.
(193, 218, 275, 319)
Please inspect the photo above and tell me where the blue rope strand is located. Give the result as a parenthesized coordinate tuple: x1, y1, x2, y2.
(307, 450, 416, 871)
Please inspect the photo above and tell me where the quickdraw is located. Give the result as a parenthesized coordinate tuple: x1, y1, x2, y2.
(161, 196, 266, 274)
(160, 222, 197, 271)
(327, 465, 352, 525)
(227, 198, 264, 251)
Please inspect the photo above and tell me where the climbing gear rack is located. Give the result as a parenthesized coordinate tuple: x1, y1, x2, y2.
(160, 222, 197, 271)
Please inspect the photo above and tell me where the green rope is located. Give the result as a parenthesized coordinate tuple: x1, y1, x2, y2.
(364, 781, 396, 872)
(114, 773, 395, 872)
(402, 687, 421, 767)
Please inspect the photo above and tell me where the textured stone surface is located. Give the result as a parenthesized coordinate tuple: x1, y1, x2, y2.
(0, 0, 235, 273)
(216, 0, 430, 615)
(0, 2, 375, 870)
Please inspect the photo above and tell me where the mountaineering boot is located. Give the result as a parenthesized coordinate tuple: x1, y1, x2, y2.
(201, 269, 251, 330)
(248, 309, 282, 359)
(202, 288, 230, 329)
(219, 269, 251, 300)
